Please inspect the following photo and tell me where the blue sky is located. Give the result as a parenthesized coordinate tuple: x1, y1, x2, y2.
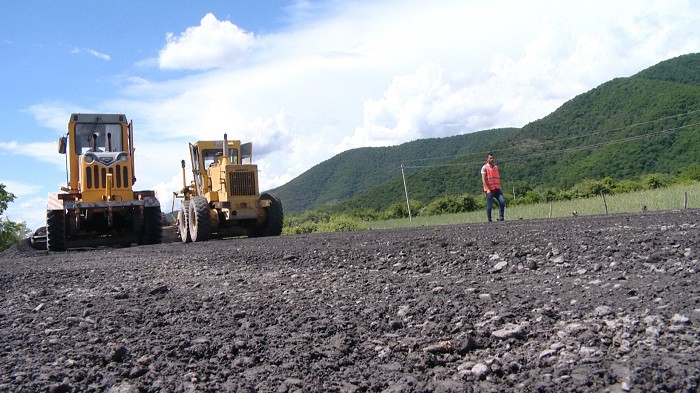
(1, 0, 698, 231)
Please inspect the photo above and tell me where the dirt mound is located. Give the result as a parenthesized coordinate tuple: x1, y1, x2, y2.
(0, 210, 698, 391)
(0, 238, 46, 259)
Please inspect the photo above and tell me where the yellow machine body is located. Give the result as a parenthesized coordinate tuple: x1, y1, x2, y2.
(176, 134, 283, 242)
(34, 114, 163, 251)
(65, 114, 136, 203)
(188, 139, 263, 220)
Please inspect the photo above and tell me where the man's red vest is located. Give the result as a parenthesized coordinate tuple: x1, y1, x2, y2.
(483, 164, 501, 192)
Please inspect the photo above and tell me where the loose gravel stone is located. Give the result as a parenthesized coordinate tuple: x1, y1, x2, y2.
(594, 305, 614, 317)
(492, 323, 527, 339)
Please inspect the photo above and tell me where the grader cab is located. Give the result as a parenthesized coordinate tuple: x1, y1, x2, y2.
(31, 114, 163, 251)
(175, 134, 283, 242)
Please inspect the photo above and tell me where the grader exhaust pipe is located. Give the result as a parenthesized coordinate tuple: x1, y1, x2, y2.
(222, 133, 229, 165)
(180, 159, 187, 190)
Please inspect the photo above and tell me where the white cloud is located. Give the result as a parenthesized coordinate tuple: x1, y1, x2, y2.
(72, 47, 111, 61)
(243, 109, 293, 157)
(158, 13, 255, 70)
(3, 196, 46, 231)
(331, 1, 698, 152)
(23, 103, 80, 133)
(0, 179, 41, 197)
(19, 1, 699, 207)
(0, 141, 66, 169)
(152, 172, 187, 214)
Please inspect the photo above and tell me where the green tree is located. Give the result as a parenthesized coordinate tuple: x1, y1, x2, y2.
(0, 219, 30, 250)
(643, 173, 672, 189)
(679, 164, 700, 182)
(0, 184, 30, 251)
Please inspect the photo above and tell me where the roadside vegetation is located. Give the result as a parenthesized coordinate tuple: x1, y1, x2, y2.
(283, 174, 700, 234)
(0, 184, 30, 251)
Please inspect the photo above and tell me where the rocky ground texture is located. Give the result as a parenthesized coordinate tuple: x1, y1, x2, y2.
(0, 210, 698, 392)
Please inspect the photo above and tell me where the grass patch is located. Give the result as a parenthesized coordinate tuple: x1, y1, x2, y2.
(366, 182, 700, 230)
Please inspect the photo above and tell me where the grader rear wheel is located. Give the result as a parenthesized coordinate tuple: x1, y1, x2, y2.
(178, 200, 191, 243)
(188, 196, 211, 242)
(46, 210, 67, 251)
(139, 207, 163, 245)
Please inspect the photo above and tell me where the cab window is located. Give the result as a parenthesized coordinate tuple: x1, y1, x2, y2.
(202, 148, 238, 167)
(74, 123, 123, 154)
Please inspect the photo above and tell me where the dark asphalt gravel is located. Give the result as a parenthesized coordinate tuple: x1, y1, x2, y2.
(1, 210, 698, 392)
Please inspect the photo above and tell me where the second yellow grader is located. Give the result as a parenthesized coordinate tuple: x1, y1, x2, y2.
(175, 134, 283, 242)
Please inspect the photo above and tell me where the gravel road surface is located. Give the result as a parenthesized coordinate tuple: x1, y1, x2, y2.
(1, 210, 698, 392)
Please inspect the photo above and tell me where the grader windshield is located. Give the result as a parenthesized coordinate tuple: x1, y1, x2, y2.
(203, 148, 238, 167)
(74, 123, 123, 154)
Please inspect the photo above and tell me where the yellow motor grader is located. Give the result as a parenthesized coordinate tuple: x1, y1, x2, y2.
(31, 114, 163, 251)
(174, 134, 283, 242)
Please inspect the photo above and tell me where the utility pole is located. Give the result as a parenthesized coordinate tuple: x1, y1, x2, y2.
(401, 163, 412, 221)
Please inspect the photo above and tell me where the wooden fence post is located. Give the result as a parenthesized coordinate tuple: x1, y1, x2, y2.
(684, 191, 688, 209)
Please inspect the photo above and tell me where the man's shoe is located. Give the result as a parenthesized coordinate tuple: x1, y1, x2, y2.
(497, 218, 504, 221)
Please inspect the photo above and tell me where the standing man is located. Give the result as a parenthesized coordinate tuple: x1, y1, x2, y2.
(481, 152, 505, 222)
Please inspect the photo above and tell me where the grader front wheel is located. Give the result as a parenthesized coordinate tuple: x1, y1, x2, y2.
(249, 192, 283, 237)
(188, 196, 211, 242)
(138, 207, 163, 245)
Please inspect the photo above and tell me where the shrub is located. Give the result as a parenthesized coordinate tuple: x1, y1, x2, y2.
(613, 179, 644, 193)
(347, 208, 380, 221)
(522, 189, 542, 204)
(460, 194, 481, 212)
(382, 200, 422, 219)
(542, 188, 559, 202)
(283, 221, 318, 235)
(283, 211, 326, 234)
(283, 210, 368, 234)
(316, 215, 367, 232)
(574, 179, 608, 197)
(679, 164, 700, 182)
(643, 173, 674, 189)
(419, 196, 464, 216)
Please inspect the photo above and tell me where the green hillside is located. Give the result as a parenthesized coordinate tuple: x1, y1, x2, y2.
(270, 127, 515, 212)
(271, 53, 700, 213)
(501, 77, 699, 186)
(633, 53, 700, 85)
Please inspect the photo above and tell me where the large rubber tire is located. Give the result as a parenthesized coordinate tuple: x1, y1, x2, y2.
(251, 192, 284, 237)
(29, 226, 48, 250)
(188, 196, 211, 242)
(139, 207, 163, 245)
(178, 200, 191, 243)
(46, 210, 67, 251)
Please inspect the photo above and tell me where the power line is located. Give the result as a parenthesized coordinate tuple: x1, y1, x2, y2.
(406, 108, 700, 164)
(404, 121, 699, 170)
(285, 109, 700, 210)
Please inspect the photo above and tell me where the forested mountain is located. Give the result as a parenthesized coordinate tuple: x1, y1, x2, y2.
(271, 127, 515, 212)
(270, 53, 700, 213)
